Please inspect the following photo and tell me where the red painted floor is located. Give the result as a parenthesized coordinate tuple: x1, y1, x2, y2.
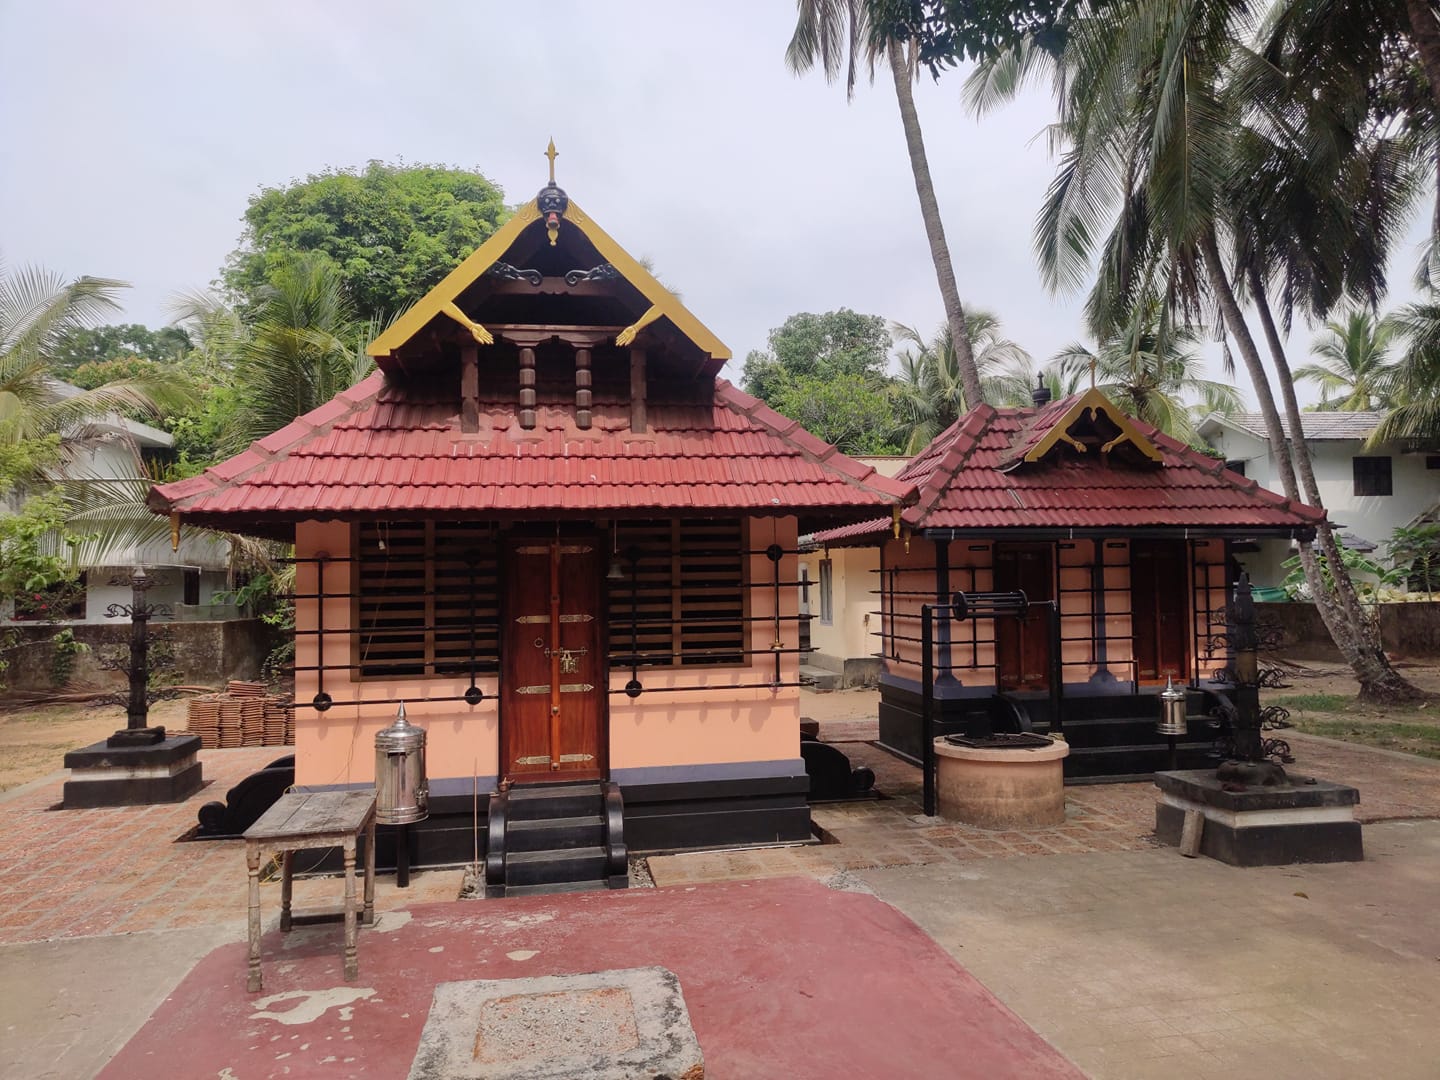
(100, 877, 1080, 1079)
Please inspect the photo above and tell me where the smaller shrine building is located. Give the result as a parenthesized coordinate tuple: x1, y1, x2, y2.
(818, 386, 1326, 780)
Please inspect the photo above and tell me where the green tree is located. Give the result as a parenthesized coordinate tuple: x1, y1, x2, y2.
(224, 161, 509, 322)
(1295, 310, 1400, 412)
(49, 323, 192, 376)
(787, 5, 987, 409)
(769, 372, 902, 453)
(226, 254, 375, 453)
(980, 0, 1425, 700)
(0, 262, 191, 448)
(1051, 301, 1241, 442)
(890, 309, 1032, 452)
(741, 308, 891, 401)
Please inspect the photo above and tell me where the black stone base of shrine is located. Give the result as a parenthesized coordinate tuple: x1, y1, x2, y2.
(292, 768, 812, 875)
(878, 680, 995, 765)
(879, 679, 1226, 783)
(1154, 769, 1363, 867)
(62, 734, 204, 808)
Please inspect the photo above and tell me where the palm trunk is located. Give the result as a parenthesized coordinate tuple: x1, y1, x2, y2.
(1405, 0, 1440, 115)
(1247, 267, 1411, 692)
(886, 38, 986, 411)
(1205, 230, 1423, 702)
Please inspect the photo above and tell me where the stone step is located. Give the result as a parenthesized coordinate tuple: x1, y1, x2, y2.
(800, 665, 841, 691)
(506, 813, 605, 852)
(506, 782, 603, 821)
(505, 845, 608, 887)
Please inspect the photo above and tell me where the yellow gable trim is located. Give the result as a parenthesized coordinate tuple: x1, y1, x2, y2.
(367, 197, 729, 361)
(1020, 387, 1164, 465)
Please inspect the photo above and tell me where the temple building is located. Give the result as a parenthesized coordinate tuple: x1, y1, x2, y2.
(149, 156, 910, 890)
(817, 386, 1325, 781)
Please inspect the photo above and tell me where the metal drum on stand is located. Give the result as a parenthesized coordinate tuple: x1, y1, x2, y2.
(374, 703, 428, 885)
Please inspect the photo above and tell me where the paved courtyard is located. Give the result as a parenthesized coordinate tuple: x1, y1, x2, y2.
(3, 697, 1440, 1077)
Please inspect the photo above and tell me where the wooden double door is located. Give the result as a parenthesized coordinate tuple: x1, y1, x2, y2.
(500, 535, 606, 785)
(994, 544, 1054, 692)
(1130, 540, 1189, 684)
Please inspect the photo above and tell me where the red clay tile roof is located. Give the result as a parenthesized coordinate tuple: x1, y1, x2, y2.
(149, 373, 912, 533)
(817, 396, 1325, 543)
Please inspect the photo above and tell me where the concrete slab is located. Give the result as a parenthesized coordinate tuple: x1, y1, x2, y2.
(410, 967, 702, 1079)
(97, 877, 1081, 1079)
(856, 819, 1440, 1080)
(0, 925, 241, 1080)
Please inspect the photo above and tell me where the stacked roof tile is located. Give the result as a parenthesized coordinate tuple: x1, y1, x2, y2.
(149, 373, 912, 532)
(819, 397, 1325, 542)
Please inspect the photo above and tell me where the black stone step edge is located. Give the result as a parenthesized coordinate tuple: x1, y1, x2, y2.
(483, 787, 509, 898)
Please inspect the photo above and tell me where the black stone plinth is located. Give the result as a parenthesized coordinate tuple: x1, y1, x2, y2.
(63, 734, 204, 809)
(107, 726, 166, 747)
(1154, 769, 1363, 867)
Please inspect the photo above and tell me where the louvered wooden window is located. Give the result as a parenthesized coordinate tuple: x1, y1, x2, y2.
(609, 518, 746, 667)
(354, 522, 501, 678)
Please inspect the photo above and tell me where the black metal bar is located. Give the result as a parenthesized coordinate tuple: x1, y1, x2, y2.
(396, 822, 410, 888)
(921, 603, 936, 817)
(312, 556, 331, 712)
(285, 613, 813, 630)
(1047, 599, 1063, 735)
(607, 680, 805, 695)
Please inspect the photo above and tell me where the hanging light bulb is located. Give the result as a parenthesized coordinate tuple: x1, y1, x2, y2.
(606, 523, 626, 581)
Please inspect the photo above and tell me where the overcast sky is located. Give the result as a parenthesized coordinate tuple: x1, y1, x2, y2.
(1, 1, 1431, 404)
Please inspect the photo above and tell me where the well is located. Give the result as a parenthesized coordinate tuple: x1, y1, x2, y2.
(933, 736, 1069, 829)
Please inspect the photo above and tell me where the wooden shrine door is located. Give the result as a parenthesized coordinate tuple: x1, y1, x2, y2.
(1130, 540, 1189, 684)
(501, 536, 606, 784)
(993, 544, 1054, 692)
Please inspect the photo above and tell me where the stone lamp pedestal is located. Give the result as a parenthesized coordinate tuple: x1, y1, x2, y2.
(1155, 770, 1362, 866)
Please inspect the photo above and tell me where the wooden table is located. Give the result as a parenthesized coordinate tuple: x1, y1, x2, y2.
(243, 790, 377, 993)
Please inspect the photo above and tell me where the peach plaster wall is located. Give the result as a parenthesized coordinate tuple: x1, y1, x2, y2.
(291, 516, 800, 787)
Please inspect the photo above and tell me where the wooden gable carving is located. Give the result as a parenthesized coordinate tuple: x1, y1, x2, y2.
(1004, 388, 1164, 471)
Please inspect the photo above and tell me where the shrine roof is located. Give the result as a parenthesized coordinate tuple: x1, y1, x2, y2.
(816, 391, 1325, 543)
(148, 373, 913, 537)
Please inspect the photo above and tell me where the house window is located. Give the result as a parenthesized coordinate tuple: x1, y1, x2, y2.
(183, 568, 200, 607)
(1225, 460, 1246, 478)
(819, 559, 834, 626)
(355, 522, 501, 678)
(609, 518, 745, 667)
(1353, 456, 1393, 496)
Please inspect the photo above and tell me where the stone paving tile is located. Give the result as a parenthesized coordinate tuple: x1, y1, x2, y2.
(648, 733, 1440, 888)
(0, 748, 464, 946)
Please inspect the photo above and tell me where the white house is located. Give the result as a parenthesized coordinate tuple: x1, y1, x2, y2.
(2, 384, 235, 624)
(1197, 411, 1440, 587)
(799, 455, 909, 687)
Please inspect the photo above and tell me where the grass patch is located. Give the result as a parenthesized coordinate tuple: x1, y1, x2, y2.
(1289, 717, 1440, 761)
(1268, 693, 1352, 713)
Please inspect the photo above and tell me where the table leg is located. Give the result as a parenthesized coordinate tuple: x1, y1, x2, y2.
(343, 836, 358, 981)
(246, 844, 263, 993)
(363, 817, 376, 926)
(279, 850, 294, 932)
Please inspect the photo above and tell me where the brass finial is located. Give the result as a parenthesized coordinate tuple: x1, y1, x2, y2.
(545, 138, 558, 184)
(1089, 355, 1097, 390)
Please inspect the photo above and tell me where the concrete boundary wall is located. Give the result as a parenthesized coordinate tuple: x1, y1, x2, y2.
(1259, 601, 1440, 660)
(1, 618, 269, 692)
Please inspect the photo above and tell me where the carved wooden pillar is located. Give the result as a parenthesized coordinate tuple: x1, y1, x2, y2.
(575, 347, 592, 429)
(519, 346, 537, 429)
(629, 346, 647, 434)
(460, 343, 479, 434)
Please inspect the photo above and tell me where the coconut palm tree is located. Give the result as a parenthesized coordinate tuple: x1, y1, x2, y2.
(992, 0, 1423, 700)
(0, 261, 190, 449)
(225, 254, 375, 453)
(1051, 302, 1241, 442)
(787, 1, 986, 409)
(1295, 310, 1400, 411)
(1371, 294, 1440, 445)
(890, 310, 1031, 452)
